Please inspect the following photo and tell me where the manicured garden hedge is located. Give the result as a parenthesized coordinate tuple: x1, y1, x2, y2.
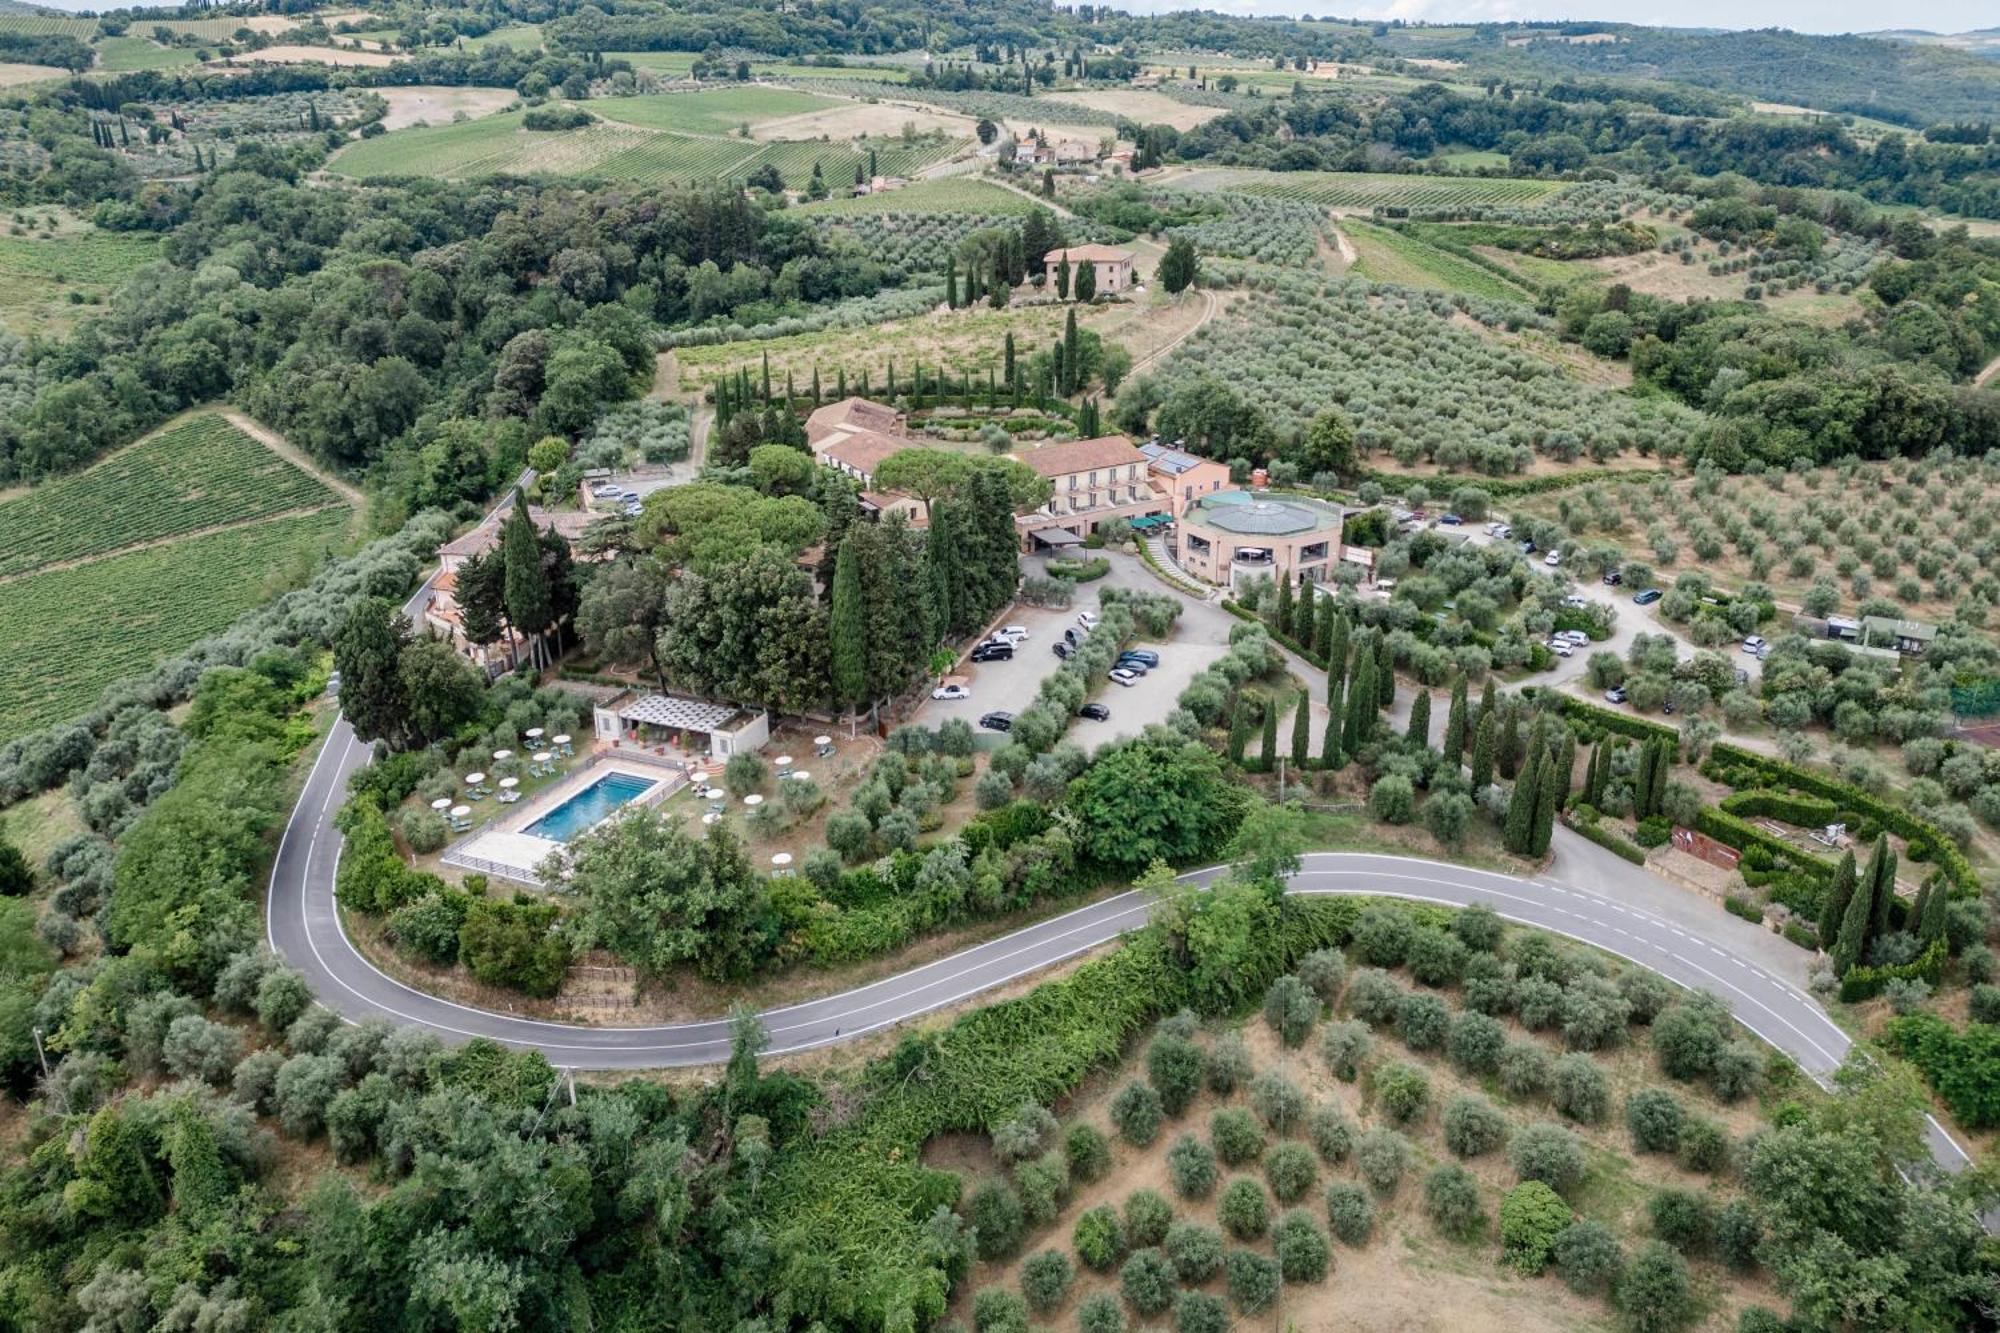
(1839, 938, 1947, 1004)
(1542, 693, 1679, 745)
(1358, 467, 1664, 500)
(1705, 744, 1980, 899)
(1691, 807, 1835, 886)
(1563, 809, 1647, 865)
(1718, 789, 1841, 829)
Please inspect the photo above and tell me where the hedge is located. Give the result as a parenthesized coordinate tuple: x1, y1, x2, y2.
(1705, 744, 1980, 899)
(1047, 557, 1111, 583)
(1883, 1011, 2000, 1128)
(1691, 807, 1835, 886)
(1221, 599, 1329, 672)
(1541, 693, 1679, 745)
(1838, 937, 1948, 1003)
(1718, 790, 1841, 829)
(1564, 811, 1647, 865)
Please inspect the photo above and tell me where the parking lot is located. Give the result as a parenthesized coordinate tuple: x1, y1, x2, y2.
(914, 599, 1078, 737)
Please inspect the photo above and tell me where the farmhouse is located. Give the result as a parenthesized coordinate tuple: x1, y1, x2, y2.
(1043, 244, 1137, 294)
(1010, 434, 1167, 548)
(1861, 615, 1939, 656)
(436, 506, 594, 574)
(805, 397, 927, 525)
(1173, 490, 1345, 589)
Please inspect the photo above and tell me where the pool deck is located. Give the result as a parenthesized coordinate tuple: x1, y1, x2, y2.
(439, 757, 682, 887)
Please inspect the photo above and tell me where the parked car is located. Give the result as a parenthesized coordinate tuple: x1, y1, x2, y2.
(978, 711, 1015, 731)
(1547, 641, 1574, 658)
(1602, 570, 1623, 586)
(931, 684, 970, 701)
(995, 625, 1029, 643)
(1492, 524, 1513, 539)
(1079, 703, 1110, 721)
(1561, 594, 1588, 609)
(1543, 550, 1562, 567)
(969, 644, 1014, 662)
(1064, 628, 1080, 645)
(1633, 588, 1663, 606)
(1109, 668, 1141, 687)
(1115, 661, 1149, 677)
(1741, 635, 1767, 654)
(1438, 513, 1463, 526)
(1051, 642, 1071, 660)
(1557, 630, 1589, 645)
(1078, 611, 1099, 629)
(1604, 686, 1628, 704)
(1118, 650, 1161, 667)
(1519, 539, 1537, 555)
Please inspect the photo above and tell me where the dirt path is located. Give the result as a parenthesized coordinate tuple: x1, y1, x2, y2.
(650, 350, 680, 399)
(1125, 285, 1218, 379)
(219, 407, 366, 510)
(1327, 215, 1357, 265)
(0, 504, 346, 587)
(1976, 353, 2000, 391)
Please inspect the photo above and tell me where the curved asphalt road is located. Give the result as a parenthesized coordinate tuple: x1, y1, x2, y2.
(265, 520, 1981, 1191)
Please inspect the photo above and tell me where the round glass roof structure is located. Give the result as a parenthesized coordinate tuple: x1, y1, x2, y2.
(1188, 491, 1342, 537)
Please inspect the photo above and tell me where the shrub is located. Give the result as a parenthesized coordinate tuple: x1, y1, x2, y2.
(1356, 1127, 1412, 1195)
(1072, 1204, 1126, 1272)
(1021, 1249, 1074, 1312)
(1617, 1241, 1694, 1333)
(1174, 1290, 1229, 1333)
(972, 1287, 1028, 1333)
(1263, 973, 1322, 1046)
(1296, 947, 1348, 1001)
(1710, 1040, 1765, 1103)
(1499, 1180, 1571, 1274)
(1551, 1052, 1610, 1124)
(1499, 1040, 1554, 1097)
(993, 1102, 1060, 1165)
(1320, 1018, 1372, 1080)
(1424, 1164, 1486, 1240)
(1509, 1123, 1587, 1195)
(1456, 902, 1504, 952)
(1619, 970, 1676, 1024)
(273, 1054, 343, 1139)
(1308, 1105, 1355, 1163)
(1368, 773, 1416, 824)
(1224, 1247, 1280, 1313)
(1517, 976, 1566, 1030)
(1448, 1012, 1506, 1074)
(1560, 973, 1632, 1050)
(161, 1015, 242, 1085)
(1324, 1180, 1375, 1245)
(1554, 1219, 1622, 1294)
(1119, 1248, 1176, 1317)
(1443, 1095, 1509, 1158)
(1737, 1310, 1785, 1333)
(1715, 1199, 1762, 1271)
(1147, 1034, 1204, 1116)
(1249, 1070, 1307, 1132)
(1264, 1142, 1318, 1203)
(1652, 998, 1726, 1082)
(1627, 1088, 1685, 1153)
(1124, 1189, 1174, 1247)
(1110, 1082, 1164, 1146)
(1203, 1031, 1252, 1093)
(1066, 1124, 1112, 1183)
(1675, 1116, 1731, 1174)
(1397, 991, 1451, 1051)
(1648, 1189, 1716, 1253)
(1164, 1221, 1225, 1282)
(1407, 926, 1468, 986)
(968, 1178, 1026, 1261)
(1014, 1151, 1070, 1227)
(1211, 1107, 1265, 1165)
(1353, 905, 1414, 966)
(1218, 1177, 1270, 1239)
(1167, 1133, 1218, 1200)
(1273, 1208, 1332, 1281)
(1372, 1061, 1432, 1124)
(1346, 968, 1405, 1025)
(1076, 1294, 1126, 1333)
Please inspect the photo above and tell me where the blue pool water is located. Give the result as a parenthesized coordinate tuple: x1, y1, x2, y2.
(523, 773, 657, 842)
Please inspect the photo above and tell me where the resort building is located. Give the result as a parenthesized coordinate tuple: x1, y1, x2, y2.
(592, 691, 771, 763)
(1139, 441, 1233, 517)
(436, 506, 595, 574)
(1010, 434, 1169, 549)
(1172, 491, 1346, 589)
(1043, 244, 1137, 294)
(806, 397, 928, 525)
(427, 507, 598, 675)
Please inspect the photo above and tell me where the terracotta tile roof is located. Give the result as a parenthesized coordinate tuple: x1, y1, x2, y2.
(1011, 434, 1147, 478)
(1044, 244, 1134, 265)
(806, 396, 904, 443)
(817, 428, 909, 481)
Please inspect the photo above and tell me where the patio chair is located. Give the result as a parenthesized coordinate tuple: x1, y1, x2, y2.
(449, 820, 472, 834)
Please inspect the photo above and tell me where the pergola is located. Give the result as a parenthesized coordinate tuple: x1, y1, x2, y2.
(617, 695, 738, 733)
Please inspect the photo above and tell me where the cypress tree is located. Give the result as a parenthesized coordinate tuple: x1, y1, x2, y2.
(1818, 849, 1857, 946)
(1832, 839, 1884, 974)
(1408, 689, 1431, 748)
(1227, 700, 1251, 767)
(1004, 331, 1017, 387)
(1315, 607, 1336, 665)
(1295, 580, 1317, 652)
(1496, 703, 1522, 780)
(1869, 840, 1898, 943)
(810, 366, 821, 404)
(945, 253, 958, 308)
(501, 493, 551, 668)
(1320, 679, 1344, 772)
(829, 533, 868, 713)
(1260, 699, 1278, 772)
(1442, 676, 1468, 766)
(1470, 713, 1495, 793)
(1554, 733, 1576, 807)
(1375, 634, 1395, 707)
(1478, 677, 1497, 733)
(1504, 744, 1542, 855)
(924, 505, 958, 643)
(1529, 749, 1562, 858)
(1274, 574, 1293, 639)
(1328, 614, 1350, 679)
(1918, 873, 1949, 944)
(1345, 644, 1376, 751)
(1291, 691, 1311, 769)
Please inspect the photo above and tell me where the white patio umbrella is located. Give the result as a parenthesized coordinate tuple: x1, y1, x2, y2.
(450, 805, 470, 819)
(814, 735, 833, 747)
(774, 755, 794, 768)
(525, 727, 545, 740)
(533, 751, 553, 764)
(701, 812, 721, 826)
(742, 794, 764, 807)
(430, 797, 452, 811)
(499, 776, 519, 790)
(788, 770, 810, 783)
(465, 772, 486, 785)
(492, 749, 513, 762)
(552, 735, 571, 747)
(771, 853, 793, 868)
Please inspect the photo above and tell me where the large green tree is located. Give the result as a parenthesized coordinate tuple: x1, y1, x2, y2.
(333, 597, 412, 748)
(562, 813, 774, 982)
(1068, 738, 1249, 871)
(657, 546, 830, 713)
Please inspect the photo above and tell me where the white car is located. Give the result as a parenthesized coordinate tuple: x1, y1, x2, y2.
(1741, 636, 1767, 654)
(930, 684, 970, 701)
(1561, 594, 1588, 609)
(1543, 550, 1562, 567)
(1558, 630, 1589, 645)
(1078, 611, 1100, 629)
(994, 625, 1029, 643)
(1108, 668, 1140, 687)
(1546, 641, 1574, 658)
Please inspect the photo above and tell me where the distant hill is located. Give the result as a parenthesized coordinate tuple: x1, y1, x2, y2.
(1865, 27, 2000, 58)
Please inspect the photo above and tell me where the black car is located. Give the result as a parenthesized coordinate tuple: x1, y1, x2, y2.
(1118, 650, 1161, 668)
(1602, 570, 1623, 586)
(1633, 588, 1663, 606)
(978, 711, 1015, 731)
(1079, 703, 1110, 721)
(1064, 628, 1080, 645)
(1051, 642, 1071, 660)
(969, 643, 1014, 662)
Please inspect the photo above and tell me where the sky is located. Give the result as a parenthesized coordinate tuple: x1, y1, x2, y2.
(1121, 0, 1995, 35)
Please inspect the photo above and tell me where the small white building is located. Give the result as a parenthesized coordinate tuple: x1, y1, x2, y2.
(593, 692, 770, 762)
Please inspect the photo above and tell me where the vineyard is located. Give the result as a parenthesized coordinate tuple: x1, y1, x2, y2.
(1175, 169, 1570, 212)
(1158, 273, 1703, 473)
(0, 508, 351, 740)
(0, 413, 342, 580)
(1396, 180, 1690, 226)
(0, 14, 97, 39)
(591, 87, 835, 135)
(809, 211, 1048, 274)
(92, 35, 199, 72)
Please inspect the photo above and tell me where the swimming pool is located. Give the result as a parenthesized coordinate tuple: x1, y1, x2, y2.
(522, 772, 658, 842)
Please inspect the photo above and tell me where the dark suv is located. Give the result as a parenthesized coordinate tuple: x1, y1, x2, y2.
(1079, 703, 1110, 721)
(969, 643, 1014, 662)
(978, 711, 1015, 731)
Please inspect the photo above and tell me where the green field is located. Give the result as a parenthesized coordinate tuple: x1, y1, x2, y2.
(0, 13, 97, 38)
(0, 413, 341, 579)
(90, 35, 199, 71)
(1344, 218, 1537, 302)
(610, 51, 909, 82)
(0, 508, 350, 741)
(461, 23, 542, 51)
(1177, 168, 1570, 211)
(796, 177, 1039, 216)
(331, 108, 964, 186)
(592, 87, 834, 135)
(0, 225, 161, 337)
